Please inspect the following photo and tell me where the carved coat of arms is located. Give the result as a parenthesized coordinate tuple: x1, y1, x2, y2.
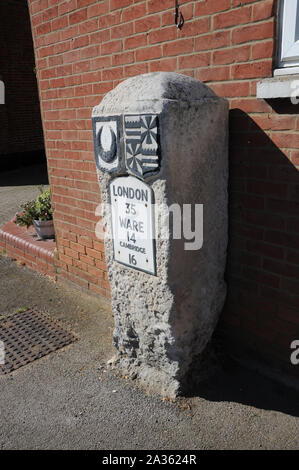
(124, 114, 160, 179)
(92, 116, 122, 173)
(92, 114, 161, 179)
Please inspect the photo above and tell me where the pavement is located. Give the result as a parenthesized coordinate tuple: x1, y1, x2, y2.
(0, 164, 298, 450)
(0, 255, 298, 450)
(0, 163, 49, 226)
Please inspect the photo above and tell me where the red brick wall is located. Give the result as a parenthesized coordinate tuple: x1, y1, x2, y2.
(0, 0, 44, 169)
(27, 0, 299, 378)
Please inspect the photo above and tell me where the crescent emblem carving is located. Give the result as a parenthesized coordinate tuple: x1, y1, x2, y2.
(98, 125, 117, 163)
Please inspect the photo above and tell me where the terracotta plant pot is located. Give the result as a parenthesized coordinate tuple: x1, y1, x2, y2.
(33, 219, 55, 239)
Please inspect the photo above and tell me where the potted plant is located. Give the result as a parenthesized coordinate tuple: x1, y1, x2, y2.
(15, 187, 55, 239)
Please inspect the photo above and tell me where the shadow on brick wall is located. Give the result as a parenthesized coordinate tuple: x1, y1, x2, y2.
(0, 0, 45, 173)
(185, 108, 299, 416)
(0, 161, 49, 187)
(218, 108, 299, 378)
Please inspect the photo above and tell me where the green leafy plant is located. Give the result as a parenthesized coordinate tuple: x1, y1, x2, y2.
(15, 187, 53, 229)
(15, 306, 30, 314)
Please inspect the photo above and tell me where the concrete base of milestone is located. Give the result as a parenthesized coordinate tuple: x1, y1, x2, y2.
(93, 72, 229, 398)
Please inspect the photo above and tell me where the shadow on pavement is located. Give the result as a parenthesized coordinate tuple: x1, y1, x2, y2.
(184, 345, 299, 419)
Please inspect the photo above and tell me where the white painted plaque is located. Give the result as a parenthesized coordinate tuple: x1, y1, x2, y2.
(110, 176, 156, 275)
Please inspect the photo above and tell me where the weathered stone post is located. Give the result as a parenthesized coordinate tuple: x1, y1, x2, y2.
(92, 72, 228, 397)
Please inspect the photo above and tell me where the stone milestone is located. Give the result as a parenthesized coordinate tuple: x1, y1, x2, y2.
(92, 72, 229, 397)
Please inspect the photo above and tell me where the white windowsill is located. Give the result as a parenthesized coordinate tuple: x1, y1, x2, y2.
(274, 66, 299, 76)
(257, 73, 299, 99)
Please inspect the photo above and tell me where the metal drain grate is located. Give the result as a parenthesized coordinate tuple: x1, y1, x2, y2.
(0, 308, 77, 375)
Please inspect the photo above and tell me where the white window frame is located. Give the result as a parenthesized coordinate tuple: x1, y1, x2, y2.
(275, 0, 299, 75)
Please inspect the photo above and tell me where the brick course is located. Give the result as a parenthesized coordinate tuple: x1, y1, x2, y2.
(27, 0, 299, 378)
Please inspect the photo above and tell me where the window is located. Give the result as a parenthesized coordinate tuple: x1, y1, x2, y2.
(275, 0, 299, 75)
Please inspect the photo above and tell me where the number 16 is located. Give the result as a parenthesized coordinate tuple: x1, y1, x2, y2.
(129, 254, 137, 266)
